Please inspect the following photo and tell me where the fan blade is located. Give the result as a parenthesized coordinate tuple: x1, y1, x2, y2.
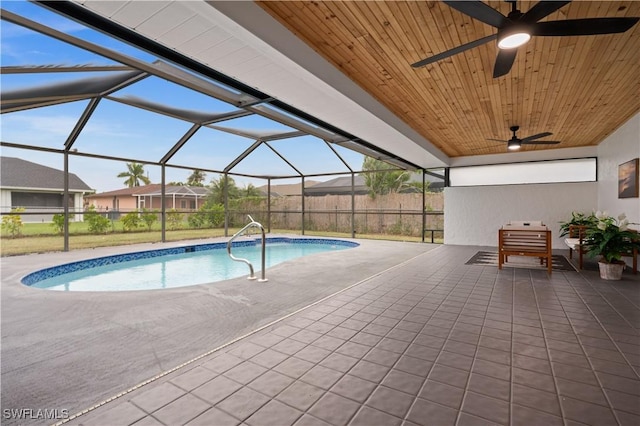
(521, 132, 553, 142)
(532, 17, 640, 36)
(522, 1, 571, 24)
(521, 140, 561, 145)
(443, 1, 506, 28)
(412, 34, 496, 68)
(493, 48, 517, 78)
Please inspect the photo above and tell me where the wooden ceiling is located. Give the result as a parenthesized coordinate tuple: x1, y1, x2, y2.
(257, 1, 640, 158)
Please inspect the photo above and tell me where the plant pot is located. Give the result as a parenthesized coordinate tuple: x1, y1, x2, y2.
(598, 261, 625, 280)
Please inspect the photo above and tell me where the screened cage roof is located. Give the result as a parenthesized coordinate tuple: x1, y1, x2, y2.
(1, 4, 434, 191)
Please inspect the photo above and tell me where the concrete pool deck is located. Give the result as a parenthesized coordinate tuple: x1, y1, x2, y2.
(1, 236, 437, 424)
(1, 238, 639, 425)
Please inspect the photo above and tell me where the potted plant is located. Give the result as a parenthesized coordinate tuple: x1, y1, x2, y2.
(583, 212, 640, 280)
(559, 211, 596, 237)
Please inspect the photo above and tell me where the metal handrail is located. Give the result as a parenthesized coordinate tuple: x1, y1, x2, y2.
(226, 215, 268, 282)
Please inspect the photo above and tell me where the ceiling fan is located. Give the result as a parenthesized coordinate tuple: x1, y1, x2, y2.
(488, 126, 560, 150)
(411, 0, 639, 77)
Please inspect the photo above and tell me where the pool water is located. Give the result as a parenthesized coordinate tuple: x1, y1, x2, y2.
(24, 238, 358, 292)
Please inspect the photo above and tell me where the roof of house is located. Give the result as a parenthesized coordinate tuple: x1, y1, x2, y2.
(0, 156, 93, 192)
(305, 173, 444, 196)
(257, 180, 320, 197)
(87, 184, 210, 198)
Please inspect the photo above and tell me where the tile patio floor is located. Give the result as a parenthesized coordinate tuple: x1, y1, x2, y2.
(63, 245, 640, 426)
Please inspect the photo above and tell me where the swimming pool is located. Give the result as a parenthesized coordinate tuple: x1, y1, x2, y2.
(22, 237, 359, 292)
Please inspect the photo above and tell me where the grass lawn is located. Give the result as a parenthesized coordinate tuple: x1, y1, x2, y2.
(1, 223, 441, 257)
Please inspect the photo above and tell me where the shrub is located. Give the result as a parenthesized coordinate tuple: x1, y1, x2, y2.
(1, 207, 25, 238)
(51, 213, 65, 234)
(121, 210, 142, 232)
(140, 209, 158, 231)
(201, 203, 225, 227)
(188, 203, 225, 229)
(84, 205, 111, 234)
(187, 212, 206, 229)
(167, 209, 183, 230)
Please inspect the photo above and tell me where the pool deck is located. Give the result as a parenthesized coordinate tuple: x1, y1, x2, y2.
(1, 238, 639, 426)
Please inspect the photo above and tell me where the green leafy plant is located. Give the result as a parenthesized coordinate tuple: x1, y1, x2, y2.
(188, 202, 225, 229)
(167, 209, 183, 230)
(559, 211, 596, 237)
(1, 207, 25, 238)
(140, 209, 158, 231)
(51, 213, 65, 234)
(84, 205, 111, 234)
(121, 210, 142, 232)
(584, 212, 639, 264)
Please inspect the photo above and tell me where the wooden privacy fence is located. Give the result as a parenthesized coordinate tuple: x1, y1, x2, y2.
(228, 192, 444, 240)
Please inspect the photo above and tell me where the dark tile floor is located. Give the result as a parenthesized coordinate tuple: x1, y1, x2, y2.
(65, 246, 640, 426)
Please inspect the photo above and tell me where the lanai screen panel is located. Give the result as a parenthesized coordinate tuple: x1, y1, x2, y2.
(267, 135, 354, 176)
(229, 141, 302, 178)
(71, 99, 194, 162)
(167, 125, 257, 172)
(110, 74, 239, 116)
(1, 100, 90, 150)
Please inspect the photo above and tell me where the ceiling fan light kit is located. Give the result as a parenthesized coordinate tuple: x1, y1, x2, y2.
(507, 140, 521, 150)
(497, 25, 531, 49)
(411, 0, 639, 78)
(489, 126, 561, 152)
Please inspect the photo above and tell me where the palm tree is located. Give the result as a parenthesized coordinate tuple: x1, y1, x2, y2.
(118, 162, 151, 188)
(187, 169, 206, 187)
(208, 175, 240, 204)
(361, 157, 411, 198)
(243, 183, 263, 197)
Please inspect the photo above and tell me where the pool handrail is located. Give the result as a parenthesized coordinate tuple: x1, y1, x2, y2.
(226, 215, 268, 282)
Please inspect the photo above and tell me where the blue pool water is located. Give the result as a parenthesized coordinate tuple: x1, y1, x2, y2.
(23, 238, 358, 292)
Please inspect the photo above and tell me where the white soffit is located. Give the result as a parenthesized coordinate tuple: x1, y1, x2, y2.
(76, 0, 448, 169)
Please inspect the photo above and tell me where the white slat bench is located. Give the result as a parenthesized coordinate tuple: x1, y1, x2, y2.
(498, 225, 553, 274)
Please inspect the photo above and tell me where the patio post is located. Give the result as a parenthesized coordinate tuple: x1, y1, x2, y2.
(161, 164, 166, 242)
(351, 172, 355, 238)
(267, 178, 271, 233)
(301, 176, 305, 235)
(224, 173, 229, 237)
(422, 169, 426, 243)
(63, 150, 69, 252)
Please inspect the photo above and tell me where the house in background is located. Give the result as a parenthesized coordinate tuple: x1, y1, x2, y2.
(87, 184, 210, 218)
(0, 157, 93, 222)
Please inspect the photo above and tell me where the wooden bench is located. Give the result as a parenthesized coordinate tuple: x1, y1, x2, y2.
(564, 224, 588, 271)
(498, 226, 553, 274)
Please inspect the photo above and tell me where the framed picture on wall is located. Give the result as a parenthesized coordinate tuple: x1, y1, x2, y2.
(618, 158, 639, 198)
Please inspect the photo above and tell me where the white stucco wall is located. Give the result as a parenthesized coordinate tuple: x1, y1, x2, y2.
(1, 190, 11, 213)
(444, 182, 597, 249)
(596, 112, 640, 224)
(444, 113, 639, 249)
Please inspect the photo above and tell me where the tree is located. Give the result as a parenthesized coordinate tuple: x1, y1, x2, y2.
(117, 162, 151, 188)
(208, 175, 240, 204)
(361, 157, 412, 198)
(242, 183, 262, 198)
(187, 169, 206, 187)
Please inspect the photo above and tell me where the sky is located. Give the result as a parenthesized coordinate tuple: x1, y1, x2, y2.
(0, 0, 366, 193)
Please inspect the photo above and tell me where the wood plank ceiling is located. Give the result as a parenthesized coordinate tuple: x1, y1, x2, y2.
(257, 1, 640, 158)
